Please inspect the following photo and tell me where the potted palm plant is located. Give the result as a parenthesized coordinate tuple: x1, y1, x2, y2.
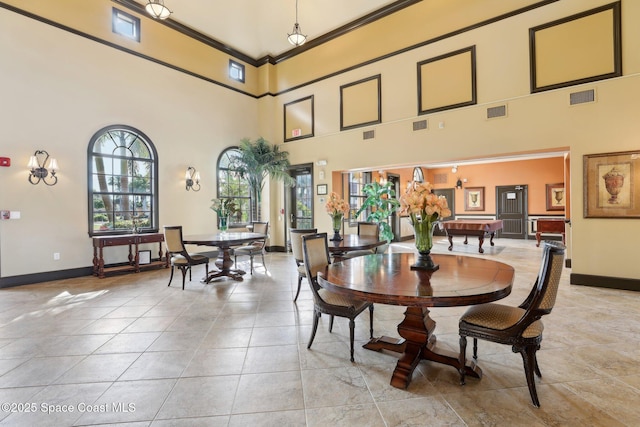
(232, 137, 295, 221)
(355, 181, 400, 243)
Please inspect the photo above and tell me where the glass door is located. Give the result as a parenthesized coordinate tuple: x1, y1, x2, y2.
(288, 165, 313, 230)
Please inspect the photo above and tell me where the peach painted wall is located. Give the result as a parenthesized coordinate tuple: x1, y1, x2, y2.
(333, 157, 565, 216)
(425, 157, 566, 215)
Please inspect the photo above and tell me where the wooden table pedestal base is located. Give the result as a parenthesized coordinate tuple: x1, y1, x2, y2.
(363, 306, 482, 389)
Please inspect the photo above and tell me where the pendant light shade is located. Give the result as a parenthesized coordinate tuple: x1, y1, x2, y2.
(145, 0, 172, 20)
(287, 0, 307, 46)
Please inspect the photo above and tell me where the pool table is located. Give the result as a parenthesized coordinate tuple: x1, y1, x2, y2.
(441, 220, 503, 253)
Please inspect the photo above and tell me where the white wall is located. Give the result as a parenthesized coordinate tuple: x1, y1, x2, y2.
(0, 11, 258, 277)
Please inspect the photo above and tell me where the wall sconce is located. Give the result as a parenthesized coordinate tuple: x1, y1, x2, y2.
(28, 150, 58, 186)
(456, 178, 463, 189)
(185, 166, 201, 192)
(451, 165, 458, 174)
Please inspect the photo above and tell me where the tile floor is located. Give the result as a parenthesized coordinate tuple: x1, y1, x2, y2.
(0, 236, 639, 426)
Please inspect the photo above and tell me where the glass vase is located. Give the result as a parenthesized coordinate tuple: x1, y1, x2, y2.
(411, 220, 439, 271)
(219, 215, 229, 232)
(330, 213, 343, 241)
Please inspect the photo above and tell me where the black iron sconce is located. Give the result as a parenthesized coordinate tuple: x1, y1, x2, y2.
(185, 166, 201, 191)
(28, 150, 58, 186)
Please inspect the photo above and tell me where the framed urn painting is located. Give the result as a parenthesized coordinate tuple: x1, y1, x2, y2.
(464, 187, 484, 211)
(584, 150, 640, 218)
(546, 183, 565, 211)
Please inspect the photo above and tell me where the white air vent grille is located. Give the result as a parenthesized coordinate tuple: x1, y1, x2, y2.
(413, 120, 427, 131)
(487, 105, 507, 119)
(570, 89, 595, 105)
(363, 130, 375, 140)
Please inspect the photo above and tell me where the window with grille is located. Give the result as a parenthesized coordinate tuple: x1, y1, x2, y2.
(88, 125, 157, 236)
(348, 172, 372, 225)
(217, 147, 251, 227)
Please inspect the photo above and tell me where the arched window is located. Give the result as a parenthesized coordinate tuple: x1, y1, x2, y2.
(217, 147, 251, 226)
(88, 125, 158, 236)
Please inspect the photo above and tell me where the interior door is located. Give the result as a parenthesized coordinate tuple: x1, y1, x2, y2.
(433, 188, 455, 235)
(496, 185, 527, 239)
(287, 164, 314, 231)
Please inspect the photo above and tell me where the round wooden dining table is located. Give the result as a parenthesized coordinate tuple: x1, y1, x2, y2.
(183, 232, 266, 282)
(318, 252, 514, 389)
(327, 234, 386, 261)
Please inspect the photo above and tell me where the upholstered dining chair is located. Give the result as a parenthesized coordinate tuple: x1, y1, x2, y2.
(163, 225, 209, 290)
(458, 241, 565, 407)
(302, 232, 374, 362)
(357, 221, 379, 237)
(342, 221, 382, 259)
(233, 221, 269, 274)
(290, 227, 317, 301)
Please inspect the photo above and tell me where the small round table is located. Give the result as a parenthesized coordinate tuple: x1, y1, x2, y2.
(318, 252, 514, 389)
(183, 232, 266, 282)
(327, 234, 386, 261)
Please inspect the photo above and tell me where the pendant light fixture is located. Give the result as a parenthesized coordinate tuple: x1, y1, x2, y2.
(287, 0, 307, 46)
(145, 0, 172, 20)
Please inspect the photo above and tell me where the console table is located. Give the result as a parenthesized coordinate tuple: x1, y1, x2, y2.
(92, 233, 168, 278)
(535, 219, 566, 247)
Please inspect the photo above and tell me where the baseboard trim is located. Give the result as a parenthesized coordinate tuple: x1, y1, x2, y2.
(570, 273, 640, 292)
(0, 267, 93, 289)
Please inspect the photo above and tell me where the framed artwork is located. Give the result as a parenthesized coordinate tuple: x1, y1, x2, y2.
(284, 95, 314, 142)
(546, 183, 565, 211)
(584, 150, 640, 218)
(464, 187, 484, 211)
(529, 3, 621, 93)
(317, 184, 328, 195)
(340, 74, 381, 131)
(417, 46, 476, 115)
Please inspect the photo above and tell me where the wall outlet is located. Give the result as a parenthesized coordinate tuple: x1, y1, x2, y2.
(53, 252, 60, 261)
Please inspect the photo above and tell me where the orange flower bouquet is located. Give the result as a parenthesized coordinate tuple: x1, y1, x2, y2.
(325, 192, 350, 241)
(399, 181, 451, 269)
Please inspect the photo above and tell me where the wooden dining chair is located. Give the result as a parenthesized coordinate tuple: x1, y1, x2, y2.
(163, 225, 209, 290)
(290, 227, 317, 301)
(234, 221, 269, 274)
(458, 241, 565, 407)
(302, 232, 374, 362)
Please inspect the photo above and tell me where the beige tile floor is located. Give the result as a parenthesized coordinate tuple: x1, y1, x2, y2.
(1, 236, 639, 426)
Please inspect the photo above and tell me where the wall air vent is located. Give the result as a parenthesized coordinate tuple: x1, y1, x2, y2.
(363, 130, 375, 140)
(486, 105, 507, 119)
(413, 119, 427, 131)
(570, 89, 595, 105)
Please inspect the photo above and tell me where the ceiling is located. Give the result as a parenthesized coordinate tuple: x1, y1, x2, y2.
(133, 0, 403, 59)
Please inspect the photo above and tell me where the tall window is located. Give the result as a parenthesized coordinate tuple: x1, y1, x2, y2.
(217, 147, 251, 226)
(88, 125, 158, 236)
(348, 171, 372, 225)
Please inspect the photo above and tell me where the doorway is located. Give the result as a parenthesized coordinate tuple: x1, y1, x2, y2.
(496, 185, 527, 239)
(387, 173, 401, 241)
(433, 188, 455, 236)
(287, 164, 314, 233)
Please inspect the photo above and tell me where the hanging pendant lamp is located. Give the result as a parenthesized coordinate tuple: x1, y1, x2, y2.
(145, 0, 172, 20)
(287, 0, 307, 46)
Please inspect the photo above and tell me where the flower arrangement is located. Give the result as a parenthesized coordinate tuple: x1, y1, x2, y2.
(325, 192, 350, 217)
(210, 198, 238, 232)
(210, 198, 238, 217)
(399, 181, 451, 224)
(325, 192, 350, 241)
(399, 182, 451, 267)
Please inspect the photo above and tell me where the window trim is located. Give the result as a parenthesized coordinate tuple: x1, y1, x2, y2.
(87, 124, 159, 237)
